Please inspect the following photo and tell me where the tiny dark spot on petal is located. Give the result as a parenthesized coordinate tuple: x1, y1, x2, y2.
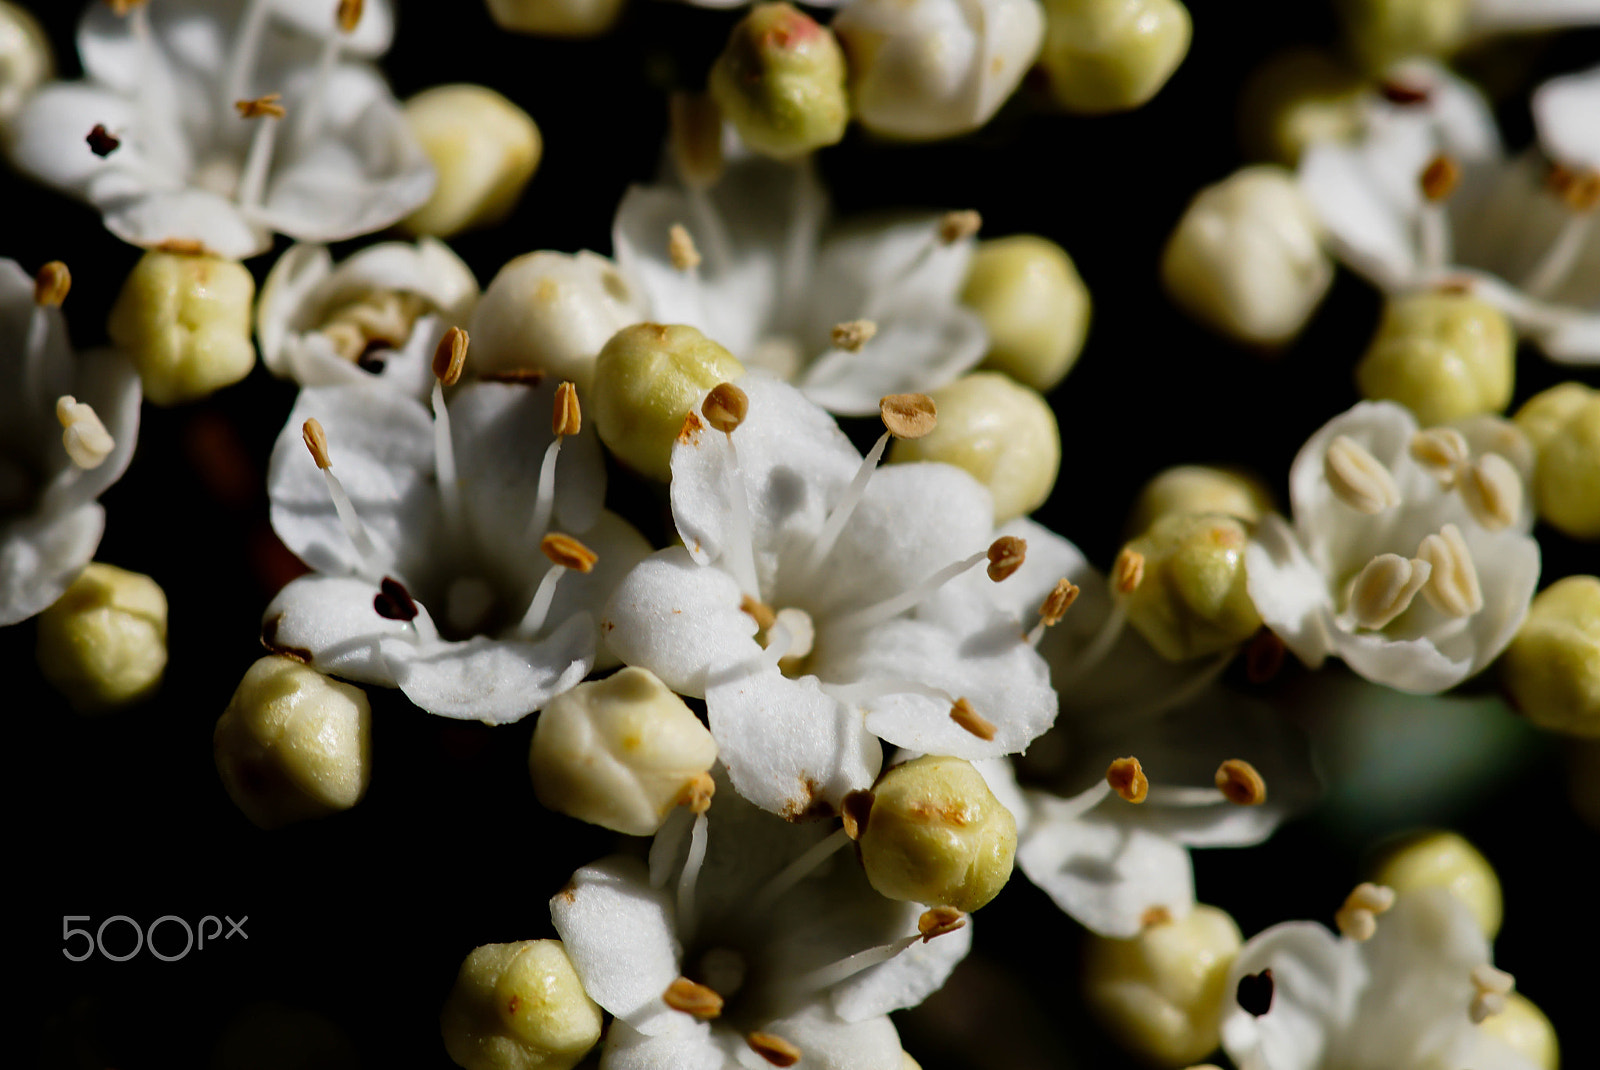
(374, 576, 418, 621)
(1237, 969, 1274, 1017)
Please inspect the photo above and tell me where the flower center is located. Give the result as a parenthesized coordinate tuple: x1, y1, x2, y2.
(319, 290, 430, 370)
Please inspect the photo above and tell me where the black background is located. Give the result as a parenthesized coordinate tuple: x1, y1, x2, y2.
(7, 1, 1599, 1067)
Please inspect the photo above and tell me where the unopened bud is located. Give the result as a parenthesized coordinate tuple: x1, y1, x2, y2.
(1368, 829, 1502, 938)
(1356, 292, 1514, 426)
(961, 235, 1090, 392)
(1340, 0, 1469, 74)
(1513, 382, 1600, 540)
(403, 84, 541, 239)
(36, 563, 167, 713)
(1127, 465, 1272, 536)
(1237, 48, 1366, 166)
(1040, 0, 1193, 113)
(1119, 513, 1263, 660)
(484, 0, 627, 36)
(1480, 992, 1560, 1070)
(0, 2, 53, 126)
(1500, 576, 1600, 739)
(708, 3, 848, 160)
(439, 939, 603, 1070)
(107, 249, 256, 405)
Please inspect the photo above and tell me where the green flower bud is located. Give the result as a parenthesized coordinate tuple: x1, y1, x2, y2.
(709, 3, 848, 160)
(107, 249, 256, 406)
(36, 563, 167, 713)
(1481, 992, 1560, 1070)
(1500, 576, 1600, 738)
(1513, 383, 1600, 540)
(1120, 513, 1262, 661)
(1339, 0, 1469, 74)
(1082, 904, 1242, 1067)
(1367, 829, 1502, 938)
(591, 323, 745, 482)
(1237, 48, 1366, 166)
(961, 235, 1090, 392)
(0, 1, 52, 126)
(484, 0, 627, 37)
(1355, 291, 1514, 426)
(213, 655, 373, 829)
(402, 85, 541, 239)
(1127, 466, 1273, 538)
(857, 755, 1017, 913)
(530, 667, 719, 836)
(440, 940, 603, 1070)
(1040, 0, 1192, 114)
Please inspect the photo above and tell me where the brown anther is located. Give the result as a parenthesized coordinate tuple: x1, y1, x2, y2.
(374, 576, 419, 622)
(155, 238, 208, 256)
(880, 393, 937, 439)
(1113, 547, 1145, 594)
(553, 381, 582, 436)
(337, 0, 364, 32)
(950, 697, 997, 742)
(86, 124, 121, 158)
(33, 261, 71, 307)
(678, 771, 716, 815)
(105, 0, 148, 14)
(747, 1033, 803, 1067)
(669, 223, 702, 272)
(1039, 578, 1079, 626)
(540, 533, 598, 573)
(985, 536, 1027, 582)
(669, 92, 726, 189)
(1141, 906, 1174, 928)
(432, 326, 468, 386)
(917, 906, 967, 941)
(663, 977, 724, 1020)
(1549, 164, 1600, 213)
(1378, 80, 1431, 105)
(1215, 759, 1266, 805)
(740, 594, 777, 632)
(938, 210, 982, 244)
(235, 93, 287, 120)
(1245, 629, 1286, 685)
(302, 418, 333, 469)
(1419, 154, 1461, 202)
(841, 789, 874, 840)
(831, 319, 878, 352)
(702, 382, 749, 434)
(1107, 756, 1149, 803)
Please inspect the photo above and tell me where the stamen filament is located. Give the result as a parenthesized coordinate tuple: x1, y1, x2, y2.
(792, 933, 922, 994)
(746, 828, 851, 919)
(322, 468, 381, 572)
(223, 0, 272, 118)
(829, 548, 989, 633)
(1053, 603, 1127, 685)
(294, 22, 347, 150)
(676, 810, 710, 943)
(721, 436, 762, 598)
(516, 564, 567, 637)
(431, 381, 466, 543)
(799, 430, 890, 581)
(235, 105, 282, 210)
(525, 437, 562, 543)
(1417, 203, 1452, 274)
(1521, 213, 1593, 299)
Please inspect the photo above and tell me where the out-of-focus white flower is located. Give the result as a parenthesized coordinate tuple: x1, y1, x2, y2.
(603, 378, 1061, 817)
(262, 377, 650, 723)
(1298, 61, 1600, 362)
(257, 238, 478, 399)
(832, 0, 1043, 141)
(0, 1, 52, 127)
(1, 260, 140, 627)
(551, 767, 971, 1070)
(1245, 401, 1540, 694)
(6, 0, 433, 259)
(1220, 887, 1541, 1070)
(615, 153, 986, 415)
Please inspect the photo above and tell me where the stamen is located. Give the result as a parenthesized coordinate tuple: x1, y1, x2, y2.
(1468, 963, 1515, 1023)
(669, 224, 702, 272)
(1334, 882, 1395, 942)
(791, 910, 965, 995)
(1458, 454, 1521, 531)
(918, 906, 967, 940)
(677, 810, 710, 942)
(1113, 547, 1145, 594)
(701, 385, 761, 597)
(669, 92, 725, 189)
(747, 828, 851, 918)
(747, 1033, 802, 1068)
(517, 535, 598, 636)
(1409, 428, 1468, 484)
(1142, 906, 1174, 928)
(939, 210, 982, 244)
(542, 533, 598, 573)
(1106, 757, 1149, 803)
(1419, 154, 1460, 202)
(430, 377, 463, 545)
(87, 125, 121, 158)
(553, 381, 581, 436)
(1347, 553, 1432, 630)
(337, 0, 364, 32)
(56, 396, 114, 469)
(224, 0, 274, 108)
(235, 94, 286, 120)
(831, 319, 877, 352)
(769, 607, 814, 667)
(34, 261, 70, 307)
(1214, 759, 1267, 805)
(1415, 524, 1482, 617)
(302, 419, 382, 567)
(841, 790, 873, 840)
(1237, 970, 1274, 1017)
(741, 595, 777, 631)
(677, 772, 715, 815)
(1325, 435, 1401, 514)
(525, 383, 579, 546)
(1028, 578, 1080, 646)
(303, 419, 333, 469)
(986, 536, 1027, 582)
(1522, 210, 1595, 299)
(828, 545, 998, 632)
(663, 977, 723, 1020)
(432, 326, 467, 387)
(950, 697, 997, 741)
(702, 382, 748, 434)
(880, 393, 937, 439)
(1549, 165, 1600, 213)
(235, 94, 285, 210)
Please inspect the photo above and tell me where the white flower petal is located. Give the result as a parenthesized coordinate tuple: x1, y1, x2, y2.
(1532, 64, 1600, 171)
(0, 503, 103, 627)
(103, 186, 272, 259)
(1221, 921, 1360, 1070)
(261, 572, 420, 685)
(796, 305, 987, 416)
(827, 901, 971, 1023)
(754, 1006, 903, 1070)
(1299, 140, 1421, 292)
(1245, 514, 1335, 672)
(600, 1017, 724, 1070)
(384, 614, 594, 723)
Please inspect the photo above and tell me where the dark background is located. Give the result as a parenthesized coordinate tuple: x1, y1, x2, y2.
(7, 0, 1599, 1067)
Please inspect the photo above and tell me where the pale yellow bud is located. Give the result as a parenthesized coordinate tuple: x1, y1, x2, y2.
(961, 235, 1090, 392)
(1368, 830, 1502, 939)
(709, 3, 849, 160)
(1237, 48, 1367, 166)
(1339, 0, 1469, 74)
(1513, 382, 1600, 540)
(1500, 576, 1600, 738)
(1119, 513, 1263, 661)
(591, 323, 746, 482)
(107, 249, 256, 406)
(402, 85, 541, 239)
(1083, 904, 1243, 1067)
(213, 656, 372, 829)
(1127, 466, 1273, 537)
(36, 563, 167, 713)
(857, 755, 1017, 913)
(484, 0, 626, 37)
(1040, 0, 1192, 114)
(440, 940, 603, 1070)
(1355, 292, 1514, 426)
(1479, 992, 1559, 1070)
(888, 372, 1060, 524)
(0, 1, 52, 126)
(530, 667, 718, 835)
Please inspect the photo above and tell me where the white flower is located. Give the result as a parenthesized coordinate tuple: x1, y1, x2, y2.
(1245, 401, 1539, 695)
(1220, 886, 1541, 1070)
(1, 260, 140, 627)
(6, 0, 433, 260)
(602, 378, 1059, 817)
(262, 378, 650, 723)
(257, 238, 478, 399)
(832, 0, 1045, 141)
(550, 767, 970, 1070)
(613, 153, 987, 416)
(1298, 60, 1600, 361)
